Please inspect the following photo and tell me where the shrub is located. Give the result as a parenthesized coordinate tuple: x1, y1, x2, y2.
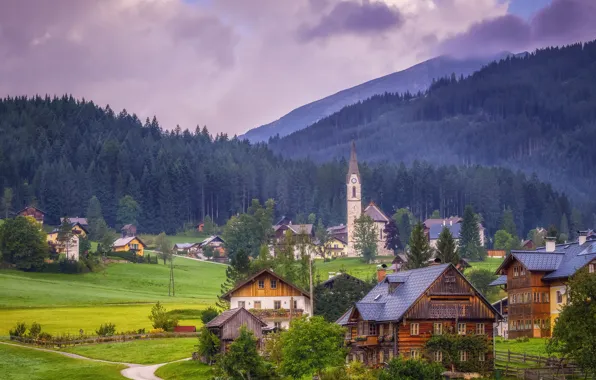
(149, 301, 179, 331)
(197, 327, 220, 365)
(96, 323, 117, 337)
(379, 357, 444, 380)
(200, 307, 220, 324)
(9, 322, 27, 337)
(149, 328, 166, 334)
(29, 322, 42, 339)
(37, 332, 53, 341)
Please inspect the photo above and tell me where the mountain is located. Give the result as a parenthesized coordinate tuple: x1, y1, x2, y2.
(269, 41, 596, 202)
(242, 53, 511, 143)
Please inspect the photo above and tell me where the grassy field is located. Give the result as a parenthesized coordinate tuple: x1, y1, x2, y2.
(155, 360, 212, 379)
(138, 233, 211, 248)
(495, 337, 551, 356)
(468, 257, 503, 273)
(63, 338, 196, 364)
(0, 343, 126, 380)
(0, 257, 225, 335)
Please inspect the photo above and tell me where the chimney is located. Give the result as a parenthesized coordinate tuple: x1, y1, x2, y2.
(443, 219, 446, 226)
(545, 237, 556, 252)
(450, 220, 453, 226)
(377, 265, 387, 283)
(579, 231, 588, 245)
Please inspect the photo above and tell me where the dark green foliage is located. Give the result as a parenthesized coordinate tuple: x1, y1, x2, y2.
(148, 301, 178, 331)
(549, 269, 596, 376)
(353, 215, 377, 263)
(500, 207, 517, 237)
(223, 199, 275, 260)
(383, 219, 401, 254)
(95, 323, 116, 337)
(314, 275, 375, 322)
(197, 327, 220, 365)
(378, 357, 444, 380)
(459, 206, 485, 260)
(0, 216, 48, 271)
(79, 236, 91, 256)
(494, 230, 517, 253)
(9, 322, 27, 338)
(29, 322, 42, 339)
(117, 195, 141, 228)
(436, 226, 459, 266)
(424, 333, 492, 373)
(86, 196, 104, 240)
(214, 326, 274, 379)
(466, 269, 498, 300)
(200, 307, 220, 324)
(407, 222, 432, 269)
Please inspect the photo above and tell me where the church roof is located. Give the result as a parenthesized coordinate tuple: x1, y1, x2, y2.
(346, 141, 360, 183)
(364, 202, 390, 223)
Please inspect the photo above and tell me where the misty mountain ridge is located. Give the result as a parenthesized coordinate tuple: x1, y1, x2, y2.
(241, 53, 514, 143)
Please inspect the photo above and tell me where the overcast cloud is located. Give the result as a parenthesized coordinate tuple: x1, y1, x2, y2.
(0, 0, 594, 135)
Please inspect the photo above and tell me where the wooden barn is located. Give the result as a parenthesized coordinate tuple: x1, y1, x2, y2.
(205, 308, 267, 352)
(17, 206, 45, 225)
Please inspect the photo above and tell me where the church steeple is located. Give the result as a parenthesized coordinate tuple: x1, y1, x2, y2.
(346, 141, 360, 183)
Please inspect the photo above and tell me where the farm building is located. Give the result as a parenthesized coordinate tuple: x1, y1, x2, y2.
(205, 307, 267, 352)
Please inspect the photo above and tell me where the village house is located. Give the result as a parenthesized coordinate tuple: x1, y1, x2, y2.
(323, 236, 348, 258)
(490, 232, 596, 338)
(112, 236, 146, 256)
(199, 235, 227, 261)
(221, 269, 312, 330)
(205, 308, 267, 353)
(337, 264, 500, 367)
(17, 206, 45, 225)
(271, 222, 314, 259)
(492, 297, 509, 338)
(61, 217, 88, 227)
(322, 272, 367, 289)
(173, 242, 201, 255)
(424, 217, 485, 248)
(121, 224, 137, 237)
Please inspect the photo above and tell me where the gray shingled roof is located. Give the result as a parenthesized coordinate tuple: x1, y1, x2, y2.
(206, 308, 267, 328)
(363, 203, 390, 223)
(489, 275, 507, 286)
(429, 223, 462, 240)
(510, 252, 565, 271)
(338, 264, 450, 324)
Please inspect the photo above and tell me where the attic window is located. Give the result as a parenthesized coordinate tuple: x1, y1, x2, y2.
(445, 276, 456, 283)
(374, 294, 381, 301)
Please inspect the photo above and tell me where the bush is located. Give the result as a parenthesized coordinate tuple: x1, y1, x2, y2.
(200, 307, 220, 324)
(379, 357, 444, 380)
(29, 322, 42, 339)
(9, 322, 27, 337)
(37, 332, 53, 341)
(96, 323, 117, 337)
(149, 328, 165, 334)
(149, 301, 178, 331)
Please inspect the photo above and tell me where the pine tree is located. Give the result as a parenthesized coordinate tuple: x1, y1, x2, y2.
(560, 214, 570, 242)
(500, 207, 517, 237)
(407, 222, 432, 269)
(86, 195, 105, 240)
(436, 226, 459, 266)
(459, 205, 485, 261)
(383, 219, 401, 255)
(2, 188, 13, 219)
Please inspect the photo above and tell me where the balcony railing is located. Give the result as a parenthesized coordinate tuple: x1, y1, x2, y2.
(248, 308, 304, 319)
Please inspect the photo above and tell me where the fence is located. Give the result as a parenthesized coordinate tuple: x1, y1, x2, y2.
(495, 350, 591, 379)
(10, 331, 199, 348)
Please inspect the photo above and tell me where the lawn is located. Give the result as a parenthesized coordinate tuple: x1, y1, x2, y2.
(138, 233, 210, 248)
(467, 257, 503, 273)
(63, 338, 197, 364)
(0, 257, 225, 335)
(495, 337, 552, 356)
(155, 360, 212, 379)
(315, 256, 394, 281)
(0, 343, 126, 380)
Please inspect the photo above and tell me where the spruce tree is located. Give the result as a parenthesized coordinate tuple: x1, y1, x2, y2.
(407, 222, 432, 269)
(459, 205, 485, 261)
(436, 226, 459, 266)
(500, 207, 517, 237)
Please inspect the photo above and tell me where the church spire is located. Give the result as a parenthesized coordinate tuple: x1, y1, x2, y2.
(346, 140, 360, 183)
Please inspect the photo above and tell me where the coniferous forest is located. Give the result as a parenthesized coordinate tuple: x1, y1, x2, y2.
(269, 41, 596, 202)
(0, 95, 589, 238)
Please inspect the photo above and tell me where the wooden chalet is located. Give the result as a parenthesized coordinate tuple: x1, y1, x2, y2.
(322, 272, 366, 290)
(490, 233, 596, 338)
(206, 308, 267, 353)
(17, 206, 45, 224)
(337, 264, 500, 367)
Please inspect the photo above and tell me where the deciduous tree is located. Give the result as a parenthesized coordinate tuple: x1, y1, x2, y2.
(215, 325, 273, 379)
(353, 215, 377, 263)
(155, 232, 173, 264)
(0, 216, 48, 271)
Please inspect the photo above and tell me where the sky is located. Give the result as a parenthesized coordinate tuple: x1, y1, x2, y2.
(1, 0, 595, 135)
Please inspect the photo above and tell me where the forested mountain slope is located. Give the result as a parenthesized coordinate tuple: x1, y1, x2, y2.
(242, 54, 509, 143)
(0, 96, 587, 237)
(269, 41, 596, 201)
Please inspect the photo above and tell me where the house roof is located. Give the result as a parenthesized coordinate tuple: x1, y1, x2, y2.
(489, 275, 508, 286)
(337, 263, 500, 325)
(274, 224, 313, 235)
(221, 268, 310, 301)
(62, 217, 88, 226)
(121, 224, 136, 230)
(174, 243, 198, 249)
(51, 222, 89, 235)
(113, 236, 146, 248)
(423, 217, 462, 228)
(322, 272, 365, 287)
(327, 236, 347, 245)
(327, 224, 346, 233)
(206, 308, 267, 328)
(429, 223, 462, 240)
(200, 235, 224, 246)
(17, 206, 45, 215)
(346, 141, 360, 183)
(363, 202, 390, 223)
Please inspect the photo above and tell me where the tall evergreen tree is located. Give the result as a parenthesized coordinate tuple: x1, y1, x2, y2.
(436, 226, 459, 266)
(86, 195, 105, 240)
(560, 214, 570, 242)
(383, 219, 401, 255)
(407, 222, 432, 269)
(117, 195, 141, 228)
(459, 205, 485, 261)
(500, 207, 517, 237)
(2, 188, 13, 219)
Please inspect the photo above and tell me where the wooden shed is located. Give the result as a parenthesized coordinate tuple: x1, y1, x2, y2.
(205, 308, 267, 352)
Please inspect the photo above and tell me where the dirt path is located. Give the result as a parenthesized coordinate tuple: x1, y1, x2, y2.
(0, 341, 190, 380)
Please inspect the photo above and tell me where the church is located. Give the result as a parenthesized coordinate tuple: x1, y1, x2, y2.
(344, 142, 393, 257)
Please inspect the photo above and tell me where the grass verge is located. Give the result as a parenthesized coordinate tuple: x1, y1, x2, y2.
(155, 360, 212, 379)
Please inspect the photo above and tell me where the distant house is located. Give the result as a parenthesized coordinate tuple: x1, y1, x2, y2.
(487, 249, 506, 258)
(206, 308, 267, 353)
(174, 242, 201, 254)
(327, 224, 348, 244)
(199, 235, 226, 260)
(196, 222, 204, 233)
(221, 269, 312, 330)
(425, 217, 485, 247)
(17, 206, 45, 225)
(322, 272, 366, 289)
(47, 232, 80, 261)
(113, 236, 146, 256)
(492, 297, 509, 338)
(47, 222, 88, 244)
(275, 216, 292, 226)
(121, 224, 137, 237)
(324, 236, 348, 258)
(428, 221, 462, 249)
(61, 217, 88, 227)
(520, 240, 535, 250)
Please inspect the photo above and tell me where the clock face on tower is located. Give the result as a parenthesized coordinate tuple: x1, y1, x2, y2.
(351, 177, 357, 184)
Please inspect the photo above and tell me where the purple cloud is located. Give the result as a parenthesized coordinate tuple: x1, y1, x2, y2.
(298, 0, 403, 41)
(438, 0, 596, 57)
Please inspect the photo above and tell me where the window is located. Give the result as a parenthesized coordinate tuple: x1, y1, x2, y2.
(534, 319, 540, 329)
(274, 300, 281, 309)
(590, 264, 595, 273)
(369, 323, 377, 336)
(459, 351, 468, 362)
(352, 186, 356, 198)
(520, 267, 526, 276)
(458, 323, 466, 335)
(380, 229, 383, 240)
(254, 301, 261, 309)
(410, 323, 419, 336)
(557, 291, 563, 304)
(533, 292, 540, 303)
(526, 320, 531, 330)
(544, 292, 550, 303)
(274, 322, 281, 330)
(410, 349, 420, 359)
(476, 323, 485, 335)
(513, 266, 519, 277)
(434, 351, 443, 362)
(270, 279, 277, 289)
(238, 301, 245, 308)
(511, 294, 517, 304)
(293, 300, 298, 310)
(131, 243, 139, 250)
(258, 280, 265, 289)
(379, 324, 384, 336)
(433, 323, 443, 335)
(479, 352, 486, 362)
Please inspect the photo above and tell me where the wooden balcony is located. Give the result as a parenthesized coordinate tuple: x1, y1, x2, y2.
(347, 335, 378, 347)
(248, 309, 303, 320)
